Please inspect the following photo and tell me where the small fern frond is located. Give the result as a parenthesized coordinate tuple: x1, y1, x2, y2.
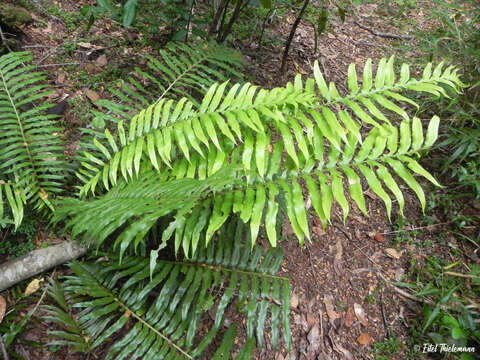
(0, 51, 68, 223)
(91, 41, 244, 126)
(43, 279, 93, 353)
(46, 220, 290, 359)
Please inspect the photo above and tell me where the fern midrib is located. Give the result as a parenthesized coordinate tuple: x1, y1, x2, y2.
(168, 145, 427, 213)
(158, 259, 288, 281)
(142, 90, 310, 142)
(321, 76, 446, 108)
(79, 263, 194, 359)
(0, 71, 34, 163)
(155, 51, 211, 104)
(79, 92, 311, 186)
(78, 145, 424, 212)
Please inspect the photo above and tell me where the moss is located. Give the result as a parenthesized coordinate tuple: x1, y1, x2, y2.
(0, 4, 32, 29)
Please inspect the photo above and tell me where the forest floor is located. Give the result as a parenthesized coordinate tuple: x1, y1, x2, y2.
(1, 0, 479, 359)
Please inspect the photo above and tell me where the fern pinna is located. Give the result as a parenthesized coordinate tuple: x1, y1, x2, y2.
(0, 52, 67, 228)
(56, 57, 463, 258)
(45, 219, 290, 359)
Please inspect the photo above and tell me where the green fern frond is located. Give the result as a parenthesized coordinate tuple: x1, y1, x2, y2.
(43, 279, 93, 353)
(57, 58, 462, 256)
(91, 41, 244, 126)
(55, 115, 442, 258)
(77, 58, 463, 198)
(46, 219, 290, 359)
(0, 51, 68, 226)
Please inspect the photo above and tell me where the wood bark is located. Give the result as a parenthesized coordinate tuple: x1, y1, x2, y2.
(208, 0, 229, 38)
(280, 0, 310, 72)
(0, 241, 87, 291)
(218, 0, 243, 43)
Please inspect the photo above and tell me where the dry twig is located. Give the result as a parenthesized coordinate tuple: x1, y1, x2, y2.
(0, 25, 13, 53)
(354, 21, 414, 40)
(0, 335, 8, 360)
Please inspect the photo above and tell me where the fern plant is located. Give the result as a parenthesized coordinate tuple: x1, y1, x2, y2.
(90, 41, 244, 127)
(45, 219, 290, 359)
(0, 51, 68, 229)
(55, 57, 463, 261)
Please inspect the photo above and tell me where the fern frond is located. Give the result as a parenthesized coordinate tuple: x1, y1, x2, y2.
(43, 279, 93, 353)
(91, 41, 244, 126)
(56, 114, 442, 258)
(58, 58, 462, 255)
(46, 219, 290, 359)
(0, 51, 68, 224)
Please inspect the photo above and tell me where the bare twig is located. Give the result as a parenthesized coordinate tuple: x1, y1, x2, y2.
(304, 243, 319, 284)
(380, 221, 452, 235)
(380, 292, 391, 338)
(23, 45, 54, 49)
(0, 25, 13, 53)
(28, 0, 64, 23)
(453, 232, 480, 249)
(0, 335, 8, 360)
(354, 21, 413, 40)
(280, 0, 311, 72)
(36, 62, 80, 68)
(444, 271, 480, 279)
(37, 45, 61, 65)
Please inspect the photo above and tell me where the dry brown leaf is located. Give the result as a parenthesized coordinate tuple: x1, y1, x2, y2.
(282, 220, 295, 238)
(336, 345, 354, 360)
(307, 324, 320, 354)
(394, 267, 405, 281)
(374, 232, 387, 243)
(78, 42, 94, 48)
(306, 312, 317, 329)
(357, 332, 373, 345)
(293, 60, 308, 75)
(385, 248, 402, 259)
(57, 73, 66, 83)
(0, 295, 6, 323)
(96, 54, 108, 67)
(344, 307, 355, 327)
(354, 303, 368, 326)
(85, 89, 100, 104)
(25, 278, 43, 296)
(323, 295, 340, 320)
(312, 226, 324, 238)
(290, 291, 299, 309)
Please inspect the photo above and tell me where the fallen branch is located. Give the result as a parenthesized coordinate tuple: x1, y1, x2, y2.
(354, 21, 413, 40)
(0, 242, 87, 292)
